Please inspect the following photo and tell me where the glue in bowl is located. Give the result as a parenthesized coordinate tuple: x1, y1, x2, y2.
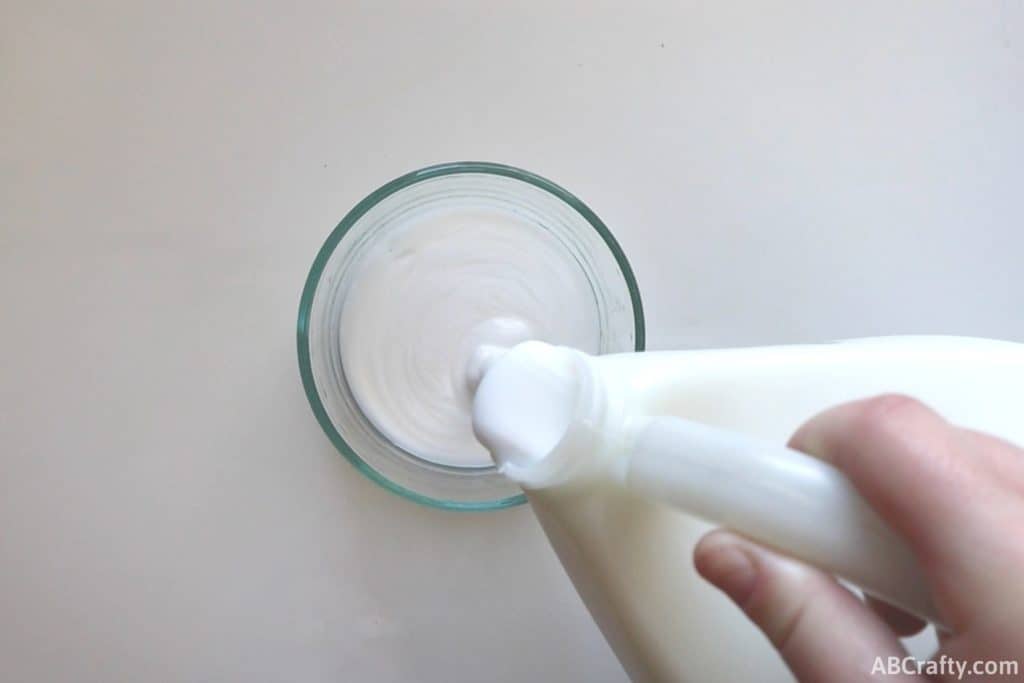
(297, 162, 644, 510)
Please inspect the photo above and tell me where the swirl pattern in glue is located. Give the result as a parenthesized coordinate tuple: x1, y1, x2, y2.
(340, 205, 600, 468)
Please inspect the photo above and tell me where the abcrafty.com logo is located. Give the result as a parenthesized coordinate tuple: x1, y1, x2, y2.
(872, 655, 1019, 679)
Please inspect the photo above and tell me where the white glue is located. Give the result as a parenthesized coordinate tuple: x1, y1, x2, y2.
(339, 205, 600, 467)
(472, 337, 1024, 682)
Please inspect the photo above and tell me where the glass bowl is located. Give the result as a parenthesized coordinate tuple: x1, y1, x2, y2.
(297, 162, 645, 510)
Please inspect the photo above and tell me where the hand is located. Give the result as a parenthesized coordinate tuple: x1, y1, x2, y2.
(693, 395, 1024, 681)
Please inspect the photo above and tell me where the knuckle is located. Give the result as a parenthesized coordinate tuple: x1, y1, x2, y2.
(855, 393, 925, 438)
(772, 597, 811, 654)
(742, 562, 830, 653)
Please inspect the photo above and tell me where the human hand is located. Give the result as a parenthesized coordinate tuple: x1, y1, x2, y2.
(694, 395, 1024, 681)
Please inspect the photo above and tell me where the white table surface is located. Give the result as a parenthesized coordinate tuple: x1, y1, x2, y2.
(3, 2, 1023, 681)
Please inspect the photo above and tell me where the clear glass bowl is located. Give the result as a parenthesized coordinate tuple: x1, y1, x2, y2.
(297, 162, 645, 510)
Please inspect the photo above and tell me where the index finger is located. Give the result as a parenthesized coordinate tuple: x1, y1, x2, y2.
(787, 394, 1016, 623)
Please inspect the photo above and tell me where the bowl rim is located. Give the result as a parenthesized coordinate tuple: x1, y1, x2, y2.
(296, 161, 646, 511)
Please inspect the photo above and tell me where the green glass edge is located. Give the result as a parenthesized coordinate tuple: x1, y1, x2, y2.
(296, 161, 646, 511)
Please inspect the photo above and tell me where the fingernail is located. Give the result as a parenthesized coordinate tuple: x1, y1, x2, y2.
(695, 536, 758, 605)
(788, 425, 827, 460)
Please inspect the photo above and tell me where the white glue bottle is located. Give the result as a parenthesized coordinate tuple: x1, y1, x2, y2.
(472, 336, 1024, 682)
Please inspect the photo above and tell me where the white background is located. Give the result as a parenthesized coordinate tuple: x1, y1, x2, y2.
(3, 2, 1023, 681)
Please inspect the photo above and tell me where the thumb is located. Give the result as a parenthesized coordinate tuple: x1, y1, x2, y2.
(694, 530, 923, 682)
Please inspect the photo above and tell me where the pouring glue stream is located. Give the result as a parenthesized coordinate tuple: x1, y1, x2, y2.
(470, 337, 1024, 682)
